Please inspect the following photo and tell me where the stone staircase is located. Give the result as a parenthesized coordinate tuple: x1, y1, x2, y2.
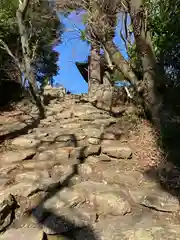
(0, 93, 180, 239)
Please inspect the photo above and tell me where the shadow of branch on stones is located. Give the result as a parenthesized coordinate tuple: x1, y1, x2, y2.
(26, 137, 98, 239)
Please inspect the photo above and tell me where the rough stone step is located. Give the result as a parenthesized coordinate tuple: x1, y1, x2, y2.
(14, 170, 50, 182)
(70, 145, 101, 159)
(0, 228, 44, 240)
(0, 149, 36, 165)
(1, 92, 180, 240)
(129, 187, 180, 212)
(34, 148, 70, 162)
(94, 215, 180, 240)
(101, 140, 132, 159)
(21, 159, 63, 171)
(51, 110, 73, 119)
(77, 161, 144, 186)
(30, 181, 131, 227)
(42, 206, 91, 235)
(71, 181, 131, 216)
(0, 177, 60, 200)
(11, 137, 40, 149)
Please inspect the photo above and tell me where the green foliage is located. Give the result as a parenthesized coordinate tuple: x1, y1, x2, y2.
(0, 0, 63, 89)
(127, 43, 143, 81)
(80, 29, 87, 41)
(128, 0, 180, 84)
(0, 0, 18, 39)
(146, 0, 180, 84)
(79, 29, 91, 44)
(26, 1, 64, 86)
(81, 13, 88, 24)
(0, 0, 20, 83)
(111, 69, 125, 83)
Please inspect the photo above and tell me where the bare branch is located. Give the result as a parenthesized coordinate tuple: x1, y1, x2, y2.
(0, 39, 21, 70)
(124, 86, 133, 98)
(102, 44, 114, 70)
(124, 12, 128, 40)
(18, 0, 30, 17)
(120, 29, 128, 51)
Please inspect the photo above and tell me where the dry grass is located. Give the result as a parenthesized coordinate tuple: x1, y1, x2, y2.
(127, 118, 163, 169)
(122, 113, 180, 198)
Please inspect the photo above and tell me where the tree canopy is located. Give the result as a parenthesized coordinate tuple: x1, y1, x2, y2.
(127, 0, 180, 86)
(0, 0, 63, 87)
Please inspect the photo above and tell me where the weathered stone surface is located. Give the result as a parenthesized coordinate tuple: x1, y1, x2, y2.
(85, 154, 111, 163)
(102, 169, 143, 186)
(0, 177, 12, 188)
(61, 123, 82, 130)
(79, 113, 111, 121)
(98, 154, 112, 162)
(0, 194, 19, 232)
(101, 132, 117, 140)
(0, 182, 40, 198)
(78, 163, 93, 178)
(0, 122, 27, 137)
(46, 236, 70, 240)
(0, 177, 58, 199)
(85, 156, 100, 164)
(73, 105, 100, 117)
(84, 155, 111, 165)
(0, 228, 44, 240)
(34, 151, 56, 162)
(88, 137, 100, 145)
(46, 116, 57, 123)
(0, 165, 19, 176)
(94, 216, 180, 240)
(54, 110, 73, 120)
(1, 92, 180, 240)
(43, 207, 89, 234)
(55, 135, 77, 147)
(83, 128, 102, 138)
(43, 188, 83, 212)
(86, 145, 101, 156)
(101, 140, 132, 159)
(11, 137, 40, 149)
(43, 85, 66, 99)
(130, 187, 179, 212)
(70, 145, 100, 159)
(93, 191, 131, 216)
(35, 132, 49, 139)
(35, 148, 70, 163)
(15, 170, 50, 182)
(0, 149, 36, 164)
(92, 118, 117, 127)
(72, 181, 131, 216)
(46, 105, 64, 114)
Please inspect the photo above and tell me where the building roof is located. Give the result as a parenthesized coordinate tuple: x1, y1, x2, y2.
(75, 55, 113, 83)
(75, 62, 89, 83)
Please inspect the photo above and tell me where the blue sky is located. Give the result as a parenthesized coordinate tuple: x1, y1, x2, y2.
(53, 12, 128, 94)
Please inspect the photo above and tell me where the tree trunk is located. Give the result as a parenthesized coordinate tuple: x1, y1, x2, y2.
(16, 0, 45, 119)
(104, 40, 146, 109)
(88, 42, 114, 111)
(89, 43, 102, 91)
(104, 40, 139, 86)
(103, 71, 112, 87)
(128, 0, 161, 121)
(88, 42, 101, 101)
